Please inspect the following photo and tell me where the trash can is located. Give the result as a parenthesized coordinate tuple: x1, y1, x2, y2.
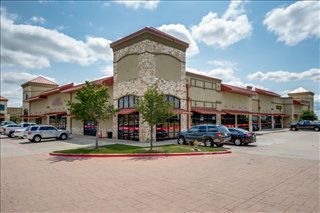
(107, 131, 113, 138)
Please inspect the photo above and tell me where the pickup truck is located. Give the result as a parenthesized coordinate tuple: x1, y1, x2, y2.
(176, 124, 231, 147)
(290, 120, 320, 131)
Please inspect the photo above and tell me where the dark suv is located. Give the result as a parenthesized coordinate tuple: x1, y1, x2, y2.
(176, 125, 231, 147)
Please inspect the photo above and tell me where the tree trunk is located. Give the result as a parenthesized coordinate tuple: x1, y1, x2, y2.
(95, 121, 99, 149)
(150, 125, 153, 150)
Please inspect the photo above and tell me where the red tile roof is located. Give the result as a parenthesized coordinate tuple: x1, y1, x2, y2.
(0, 96, 8, 101)
(255, 88, 280, 97)
(23, 76, 58, 86)
(221, 84, 257, 96)
(39, 83, 74, 97)
(110, 27, 189, 49)
(62, 76, 113, 94)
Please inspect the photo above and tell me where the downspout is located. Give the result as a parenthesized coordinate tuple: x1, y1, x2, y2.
(186, 83, 190, 129)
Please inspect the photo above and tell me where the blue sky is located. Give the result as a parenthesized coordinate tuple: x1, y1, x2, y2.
(1, 1, 319, 115)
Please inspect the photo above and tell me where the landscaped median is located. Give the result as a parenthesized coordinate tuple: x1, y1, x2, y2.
(50, 144, 232, 158)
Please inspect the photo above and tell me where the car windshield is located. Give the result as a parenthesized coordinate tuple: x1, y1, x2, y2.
(217, 125, 230, 133)
(235, 128, 248, 133)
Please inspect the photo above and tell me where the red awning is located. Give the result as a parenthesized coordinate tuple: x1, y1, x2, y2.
(62, 114, 75, 118)
(117, 108, 137, 115)
(223, 109, 252, 115)
(273, 113, 289, 117)
(172, 108, 190, 114)
(0, 115, 5, 119)
(21, 115, 41, 119)
(192, 107, 225, 115)
(42, 111, 67, 116)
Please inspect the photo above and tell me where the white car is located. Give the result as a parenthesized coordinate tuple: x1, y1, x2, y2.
(1, 124, 21, 137)
(13, 127, 28, 139)
(25, 125, 70, 142)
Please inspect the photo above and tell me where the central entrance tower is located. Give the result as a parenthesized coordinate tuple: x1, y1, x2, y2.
(110, 27, 189, 142)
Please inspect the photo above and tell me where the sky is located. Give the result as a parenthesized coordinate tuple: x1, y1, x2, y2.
(1, 0, 319, 116)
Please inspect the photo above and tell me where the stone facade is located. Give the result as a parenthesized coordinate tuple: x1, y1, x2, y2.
(112, 39, 187, 142)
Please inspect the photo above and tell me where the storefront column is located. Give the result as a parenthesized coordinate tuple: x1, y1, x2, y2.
(271, 116, 274, 129)
(258, 116, 262, 130)
(216, 114, 221, 125)
(249, 115, 253, 132)
(281, 116, 284, 129)
(235, 114, 238, 128)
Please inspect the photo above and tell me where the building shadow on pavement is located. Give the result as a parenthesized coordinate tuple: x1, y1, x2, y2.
(47, 156, 91, 163)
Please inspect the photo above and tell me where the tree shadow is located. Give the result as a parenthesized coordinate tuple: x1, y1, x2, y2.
(46, 156, 91, 163)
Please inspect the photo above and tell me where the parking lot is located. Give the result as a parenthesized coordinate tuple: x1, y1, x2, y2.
(1, 130, 319, 212)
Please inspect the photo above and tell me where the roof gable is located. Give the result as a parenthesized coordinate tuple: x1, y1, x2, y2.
(110, 27, 189, 51)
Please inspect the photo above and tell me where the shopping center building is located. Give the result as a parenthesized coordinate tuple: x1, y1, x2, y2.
(21, 27, 315, 142)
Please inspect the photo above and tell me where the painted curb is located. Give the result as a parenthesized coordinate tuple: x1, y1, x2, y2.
(49, 150, 232, 158)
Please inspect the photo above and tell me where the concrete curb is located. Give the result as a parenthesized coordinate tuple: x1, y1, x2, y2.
(256, 129, 289, 136)
(49, 150, 232, 158)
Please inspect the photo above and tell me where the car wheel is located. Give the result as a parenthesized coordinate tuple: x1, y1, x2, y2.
(8, 132, 14, 138)
(60, 133, 68, 140)
(33, 135, 42, 143)
(177, 136, 185, 145)
(291, 127, 297, 131)
(215, 143, 223, 147)
(234, 138, 242, 146)
(314, 127, 319, 132)
(204, 139, 213, 147)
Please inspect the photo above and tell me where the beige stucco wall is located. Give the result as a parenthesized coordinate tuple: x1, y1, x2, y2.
(289, 93, 314, 111)
(117, 54, 139, 82)
(258, 95, 274, 114)
(112, 39, 187, 142)
(220, 92, 252, 111)
(47, 93, 70, 113)
(155, 54, 181, 81)
(30, 99, 47, 115)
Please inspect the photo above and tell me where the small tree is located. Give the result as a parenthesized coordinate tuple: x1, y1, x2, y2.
(10, 115, 21, 123)
(300, 110, 318, 121)
(136, 85, 174, 150)
(68, 81, 117, 149)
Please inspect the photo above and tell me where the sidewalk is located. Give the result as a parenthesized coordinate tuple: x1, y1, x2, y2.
(255, 128, 289, 135)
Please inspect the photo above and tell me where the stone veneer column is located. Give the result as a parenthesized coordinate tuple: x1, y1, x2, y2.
(112, 40, 187, 142)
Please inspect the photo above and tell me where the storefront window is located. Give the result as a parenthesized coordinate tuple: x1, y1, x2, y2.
(165, 95, 180, 109)
(237, 115, 249, 130)
(84, 121, 96, 136)
(49, 115, 66, 129)
(192, 113, 216, 126)
(157, 115, 181, 141)
(221, 114, 235, 127)
(118, 95, 138, 109)
(118, 112, 139, 141)
(261, 116, 272, 129)
(274, 116, 282, 128)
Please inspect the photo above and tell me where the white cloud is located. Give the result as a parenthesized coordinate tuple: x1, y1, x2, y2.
(157, 24, 199, 58)
(1, 71, 56, 107)
(0, 8, 113, 70)
(264, 1, 320, 45)
(191, 1, 252, 48)
(247, 68, 320, 83)
(100, 65, 113, 76)
(114, 0, 159, 10)
(30, 16, 46, 24)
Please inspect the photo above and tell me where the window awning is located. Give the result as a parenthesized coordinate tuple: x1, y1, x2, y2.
(192, 107, 225, 115)
(223, 109, 252, 115)
(42, 111, 67, 116)
(172, 109, 190, 114)
(0, 115, 5, 119)
(21, 115, 42, 119)
(273, 113, 289, 117)
(62, 114, 75, 118)
(117, 108, 137, 115)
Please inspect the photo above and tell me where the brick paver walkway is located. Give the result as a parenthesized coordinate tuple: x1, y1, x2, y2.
(1, 152, 319, 212)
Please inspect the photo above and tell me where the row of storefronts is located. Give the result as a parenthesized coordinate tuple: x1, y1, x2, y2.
(21, 27, 315, 142)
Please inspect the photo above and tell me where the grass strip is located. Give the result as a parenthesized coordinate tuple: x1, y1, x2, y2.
(53, 144, 226, 154)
